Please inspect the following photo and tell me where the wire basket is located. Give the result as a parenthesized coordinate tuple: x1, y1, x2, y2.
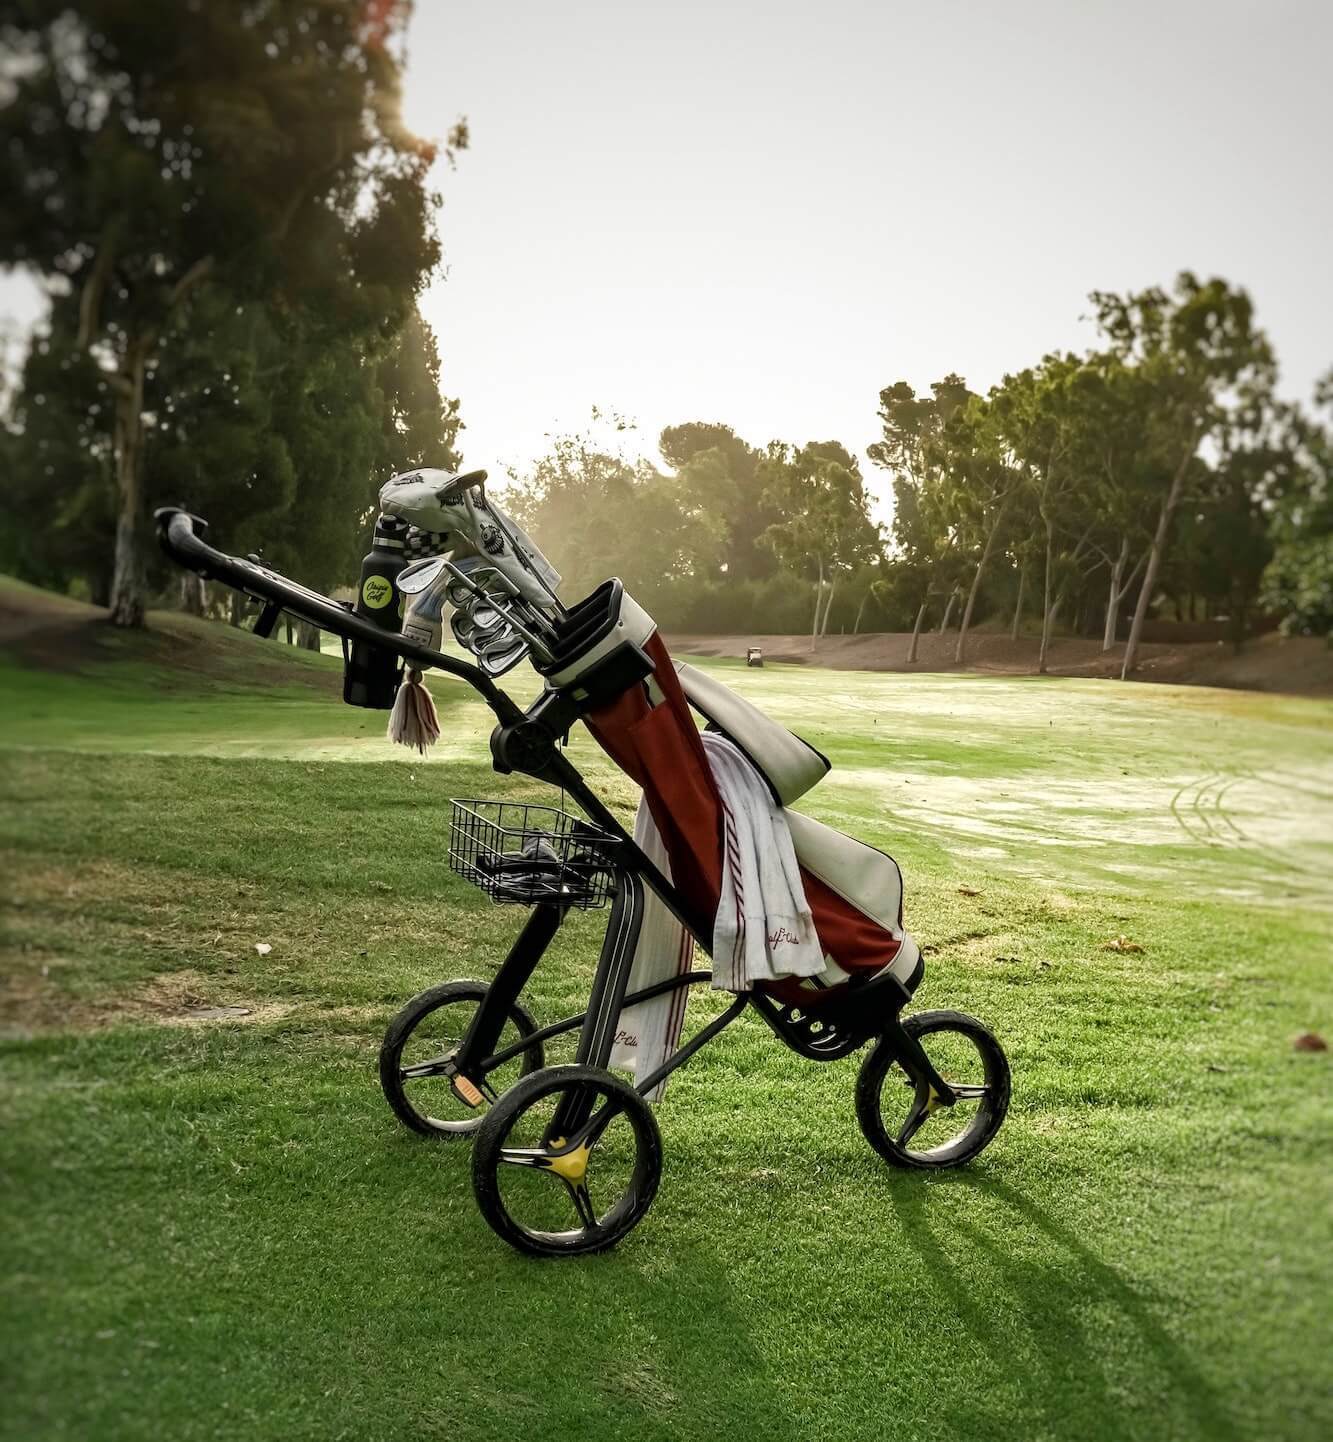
(448, 800, 620, 909)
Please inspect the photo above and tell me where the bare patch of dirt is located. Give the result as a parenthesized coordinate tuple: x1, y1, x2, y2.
(668, 629, 1333, 697)
(0, 960, 294, 1036)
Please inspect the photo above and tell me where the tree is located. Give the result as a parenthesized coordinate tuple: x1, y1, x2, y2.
(759, 441, 881, 648)
(1063, 354, 1154, 651)
(1261, 371, 1333, 638)
(937, 395, 1021, 664)
(507, 418, 721, 609)
(1090, 274, 1276, 677)
(868, 375, 971, 661)
(0, 1, 453, 625)
(659, 422, 777, 582)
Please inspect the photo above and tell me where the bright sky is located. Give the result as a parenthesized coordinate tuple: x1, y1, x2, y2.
(3, 0, 1329, 512)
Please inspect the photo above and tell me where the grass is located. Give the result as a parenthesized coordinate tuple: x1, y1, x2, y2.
(1, 608, 1331, 1441)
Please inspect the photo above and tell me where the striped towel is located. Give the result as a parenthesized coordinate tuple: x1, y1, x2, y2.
(702, 733, 825, 991)
(609, 733, 825, 1099)
(608, 801, 695, 1102)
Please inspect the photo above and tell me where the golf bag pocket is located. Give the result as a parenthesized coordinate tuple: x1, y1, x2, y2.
(675, 662, 830, 805)
(785, 811, 905, 937)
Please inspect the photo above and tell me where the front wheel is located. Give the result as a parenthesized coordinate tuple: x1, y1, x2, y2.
(856, 1009, 1010, 1170)
(471, 1065, 662, 1258)
(379, 980, 544, 1138)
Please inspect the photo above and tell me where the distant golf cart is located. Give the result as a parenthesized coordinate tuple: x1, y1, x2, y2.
(746, 646, 763, 668)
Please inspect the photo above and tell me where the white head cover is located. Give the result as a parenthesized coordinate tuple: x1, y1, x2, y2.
(377, 468, 560, 608)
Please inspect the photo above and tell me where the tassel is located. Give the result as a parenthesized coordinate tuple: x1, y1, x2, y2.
(386, 667, 440, 754)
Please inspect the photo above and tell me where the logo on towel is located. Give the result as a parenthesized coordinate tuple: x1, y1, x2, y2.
(361, 574, 393, 610)
(767, 925, 800, 947)
(480, 524, 506, 557)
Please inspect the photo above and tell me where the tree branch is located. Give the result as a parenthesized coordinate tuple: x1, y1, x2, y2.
(77, 223, 121, 350)
(170, 254, 215, 308)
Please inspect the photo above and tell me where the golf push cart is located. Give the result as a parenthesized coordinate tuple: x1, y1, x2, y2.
(156, 465, 1010, 1258)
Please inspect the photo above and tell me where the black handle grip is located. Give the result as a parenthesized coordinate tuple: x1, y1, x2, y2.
(153, 507, 522, 722)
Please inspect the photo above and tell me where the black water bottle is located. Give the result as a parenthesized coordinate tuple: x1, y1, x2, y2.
(343, 513, 407, 709)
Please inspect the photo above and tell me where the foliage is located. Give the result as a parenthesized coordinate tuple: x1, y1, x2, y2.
(1258, 372, 1333, 638)
(504, 419, 721, 614)
(0, 0, 455, 623)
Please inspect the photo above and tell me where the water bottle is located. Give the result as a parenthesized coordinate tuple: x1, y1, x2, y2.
(343, 513, 408, 708)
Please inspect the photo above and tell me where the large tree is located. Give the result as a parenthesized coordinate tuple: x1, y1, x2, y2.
(1090, 274, 1276, 677)
(868, 375, 971, 661)
(1260, 371, 1333, 638)
(506, 421, 721, 608)
(0, 0, 451, 624)
(658, 422, 777, 582)
(936, 394, 1021, 664)
(759, 440, 881, 648)
(991, 356, 1107, 674)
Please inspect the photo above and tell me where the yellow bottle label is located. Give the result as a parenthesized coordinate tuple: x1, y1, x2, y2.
(361, 574, 393, 610)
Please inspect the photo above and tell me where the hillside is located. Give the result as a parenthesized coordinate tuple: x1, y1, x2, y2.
(0, 576, 341, 694)
(668, 627, 1333, 696)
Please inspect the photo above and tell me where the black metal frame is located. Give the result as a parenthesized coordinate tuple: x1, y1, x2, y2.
(155, 508, 960, 1110)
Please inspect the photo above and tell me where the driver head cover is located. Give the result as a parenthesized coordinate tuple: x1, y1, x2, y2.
(378, 468, 561, 608)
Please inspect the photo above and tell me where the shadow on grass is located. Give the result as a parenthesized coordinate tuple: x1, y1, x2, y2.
(883, 1171, 1242, 1441)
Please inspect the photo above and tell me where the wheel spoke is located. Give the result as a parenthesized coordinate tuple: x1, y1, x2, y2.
(497, 1146, 552, 1170)
(399, 1051, 456, 1080)
(896, 1093, 931, 1149)
(564, 1180, 597, 1229)
(947, 1083, 988, 1100)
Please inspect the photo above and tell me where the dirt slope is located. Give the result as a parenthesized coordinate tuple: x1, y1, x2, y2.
(666, 628, 1333, 696)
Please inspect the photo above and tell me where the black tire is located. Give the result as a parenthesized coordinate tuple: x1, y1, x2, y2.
(379, 981, 543, 1138)
(471, 1064, 662, 1258)
(856, 1009, 1010, 1170)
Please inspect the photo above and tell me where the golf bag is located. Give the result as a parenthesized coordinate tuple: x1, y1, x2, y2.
(359, 466, 922, 1009)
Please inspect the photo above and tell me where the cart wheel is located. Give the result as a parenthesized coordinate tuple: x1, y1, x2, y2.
(379, 981, 544, 1138)
(856, 1009, 1010, 1170)
(471, 1064, 662, 1258)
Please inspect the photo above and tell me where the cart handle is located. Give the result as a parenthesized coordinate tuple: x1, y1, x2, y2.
(153, 507, 525, 724)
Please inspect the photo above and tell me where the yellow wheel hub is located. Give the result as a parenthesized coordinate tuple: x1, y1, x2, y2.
(545, 1139, 591, 1184)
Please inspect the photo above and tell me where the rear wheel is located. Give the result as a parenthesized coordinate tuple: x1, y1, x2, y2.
(379, 981, 543, 1138)
(471, 1065, 662, 1257)
(856, 1009, 1009, 1170)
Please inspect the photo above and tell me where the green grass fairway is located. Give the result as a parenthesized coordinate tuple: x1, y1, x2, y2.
(2, 619, 1331, 1442)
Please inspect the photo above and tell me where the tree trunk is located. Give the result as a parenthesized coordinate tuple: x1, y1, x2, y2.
(937, 589, 957, 635)
(229, 590, 246, 627)
(179, 571, 206, 616)
(810, 557, 824, 652)
(297, 621, 321, 651)
(819, 577, 838, 637)
(1038, 524, 1055, 675)
(955, 507, 1007, 665)
(107, 339, 149, 628)
(908, 599, 928, 664)
(1102, 537, 1128, 651)
(1121, 439, 1196, 679)
(853, 587, 870, 635)
(1010, 565, 1025, 641)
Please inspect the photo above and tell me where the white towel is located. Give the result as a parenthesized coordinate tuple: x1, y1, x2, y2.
(608, 801, 694, 1102)
(702, 732, 826, 991)
(610, 731, 825, 1099)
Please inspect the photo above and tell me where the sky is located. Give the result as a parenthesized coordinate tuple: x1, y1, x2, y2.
(3, 0, 1329, 511)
